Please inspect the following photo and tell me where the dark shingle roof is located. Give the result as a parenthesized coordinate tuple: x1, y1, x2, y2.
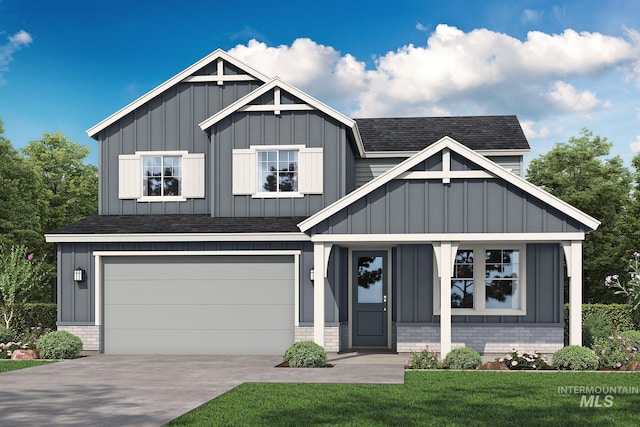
(355, 115, 529, 152)
(48, 215, 306, 235)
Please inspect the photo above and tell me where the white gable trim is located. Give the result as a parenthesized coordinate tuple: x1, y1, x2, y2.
(297, 136, 600, 232)
(86, 49, 271, 138)
(198, 78, 366, 157)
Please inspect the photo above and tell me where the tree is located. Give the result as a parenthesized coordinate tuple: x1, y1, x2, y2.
(526, 129, 632, 303)
(0, 245, 51, 330)
(22, 132, 98, 235)
(0, 118, 45, 251)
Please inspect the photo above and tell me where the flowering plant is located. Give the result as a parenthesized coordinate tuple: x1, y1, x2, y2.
(605, 252, 640, 312)
(499, 349, 549, 370)
(0, 341, 30, 359)
(18, 323, 52, 349)
(592, 333, 640, 369)
(407, 346, 443, 369)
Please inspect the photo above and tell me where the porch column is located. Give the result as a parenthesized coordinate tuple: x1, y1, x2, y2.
(434, 242, 457, 357)
(563, 241, 583, 346)
(313, 243, 332, 347)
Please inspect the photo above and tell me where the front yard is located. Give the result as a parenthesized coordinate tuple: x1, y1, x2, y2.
(168, 371, 640, 426)
(0, 360, 56, 373)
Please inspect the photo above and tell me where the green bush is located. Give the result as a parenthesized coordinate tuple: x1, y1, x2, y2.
(592, 334, 640, 369)
(582, 314, 614, 348)
(283, 341, 327, 368)
(619, 330, 640, 350)
(36, 331, 83, 359)
(407, 346, 443, 369)
(10, 303, 57, 335)
(499, 349, 549, 370)
(0, 325, 15, 343)
(444, 347, 482, 370)
(552, 345, 599, 370)
(564, 304, 636, 345)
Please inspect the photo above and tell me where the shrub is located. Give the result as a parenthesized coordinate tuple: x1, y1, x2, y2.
(499, 349, 549, 370)
(36, 331, 83, 359)
(17, 323, 52, 349)
(407, 346, 443, 369)
(582, 314, 614, 348)
(563, 304, 636, 345)
(552, 345, 599, 370)
(619, 330, 640, 350)
(10, 303, 57, 336)
(283, 341, 327, 368)
(0, 341, 29, 359)
(0, 325, 15, 344)
(592, 333, 640, 369)
(444, 347, 482, 370)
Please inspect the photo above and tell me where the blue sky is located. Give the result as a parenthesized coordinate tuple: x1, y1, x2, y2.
(1, 0, 640, 167)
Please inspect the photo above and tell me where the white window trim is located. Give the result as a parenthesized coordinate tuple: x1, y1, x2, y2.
(433, 243, 527, 316)
(118, 150, 205, 202)
(232, 144, 323, 198)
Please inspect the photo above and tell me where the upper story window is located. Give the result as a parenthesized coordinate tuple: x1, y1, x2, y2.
(257, 150, 298, 193)
(232, 145, 322, 197)
(435, 244, 526, 315)
(118, 151, 204, 202)
(143, 155, 181, 197)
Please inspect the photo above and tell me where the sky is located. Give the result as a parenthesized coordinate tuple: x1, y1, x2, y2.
(1, 0, 640, 168)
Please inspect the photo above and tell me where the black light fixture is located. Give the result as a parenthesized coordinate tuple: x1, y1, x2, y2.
(73, 268, 85, 282)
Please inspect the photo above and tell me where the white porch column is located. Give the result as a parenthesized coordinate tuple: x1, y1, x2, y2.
(434, 242, 457, 357)
(313, 243, 332, 347)
(563, 241, 583, 346)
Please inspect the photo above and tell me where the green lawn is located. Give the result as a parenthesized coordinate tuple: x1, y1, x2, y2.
(168, 371, 640, 426)
(0, 360, 56, 373)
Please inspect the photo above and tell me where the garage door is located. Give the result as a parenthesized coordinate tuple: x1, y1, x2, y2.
(102, 255, 295, 355)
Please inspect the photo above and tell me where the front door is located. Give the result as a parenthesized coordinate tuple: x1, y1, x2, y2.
(352, 251, 388, 347)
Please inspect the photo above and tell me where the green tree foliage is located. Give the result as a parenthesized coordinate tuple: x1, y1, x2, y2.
(526, 129, 633, 303)
(22, 131, 98, 235)
(0, 245, 51, 330)
(0, 119, 45, 250)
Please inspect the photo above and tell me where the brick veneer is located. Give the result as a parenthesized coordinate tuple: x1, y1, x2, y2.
(57, 325, 101, 351)
(396, 324, 564, 354)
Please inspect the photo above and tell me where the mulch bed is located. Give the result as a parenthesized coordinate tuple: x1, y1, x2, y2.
(275, 361, 334, 368)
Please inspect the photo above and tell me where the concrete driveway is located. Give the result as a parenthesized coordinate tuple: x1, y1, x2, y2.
(0, 354, 405, 426)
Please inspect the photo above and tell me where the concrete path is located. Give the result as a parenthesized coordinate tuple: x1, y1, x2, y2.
(0, 354, 406, 427)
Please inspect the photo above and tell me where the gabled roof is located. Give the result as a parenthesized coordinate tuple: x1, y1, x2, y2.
(86, 49, 271, 138)
(198, 77, 366, 157)
(298, 136, 600, 232)
(355, 116, 530, 152)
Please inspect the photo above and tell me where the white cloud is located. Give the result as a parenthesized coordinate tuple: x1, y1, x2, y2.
(521, 9, 543, 24)
(520, 120, 551, 139)
(546, 81, 599, 112)
(631, 135, 640, 152)
(228, 24, 640, 120)
(0, 29, 32, 83)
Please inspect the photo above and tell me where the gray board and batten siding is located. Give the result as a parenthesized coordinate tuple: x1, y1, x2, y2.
(311, 151, 587, 235)
(211, 109, 355, 218)
(97, 76, 262, 216)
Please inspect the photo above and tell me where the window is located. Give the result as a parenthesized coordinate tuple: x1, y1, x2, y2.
(118, 151, 205, 201)
(232, 145, 323, 197)
(257, 150, 298, 193)
(434, 244, 526, 315)
(143, 155, 181, 197)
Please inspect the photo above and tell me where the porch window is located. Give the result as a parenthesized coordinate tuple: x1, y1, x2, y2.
(435, 244, 526, 315)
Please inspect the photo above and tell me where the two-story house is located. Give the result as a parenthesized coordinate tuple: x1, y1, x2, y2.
(46, 49, 599, 356)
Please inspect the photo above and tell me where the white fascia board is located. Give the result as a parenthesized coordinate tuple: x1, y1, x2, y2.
(475, 149, 531, 156)
(198, 78, 366, 157)
(361, 149, 530, 158)
(93, 249, 302, 257)
(86, 49, 271, 138)
(298, 136, 600, 232)
(310, 232, 586, 243)
(45, 232, 311, 243)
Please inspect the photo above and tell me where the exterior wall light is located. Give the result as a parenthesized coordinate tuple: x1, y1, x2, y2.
(310, 269, 315, 281)
(73, 268, 85, 282)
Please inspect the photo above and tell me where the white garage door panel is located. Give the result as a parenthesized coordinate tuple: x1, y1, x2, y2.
(103, 255, 295, 355)
(104, 304, 294, 330)
(105, 279, 292, 305)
